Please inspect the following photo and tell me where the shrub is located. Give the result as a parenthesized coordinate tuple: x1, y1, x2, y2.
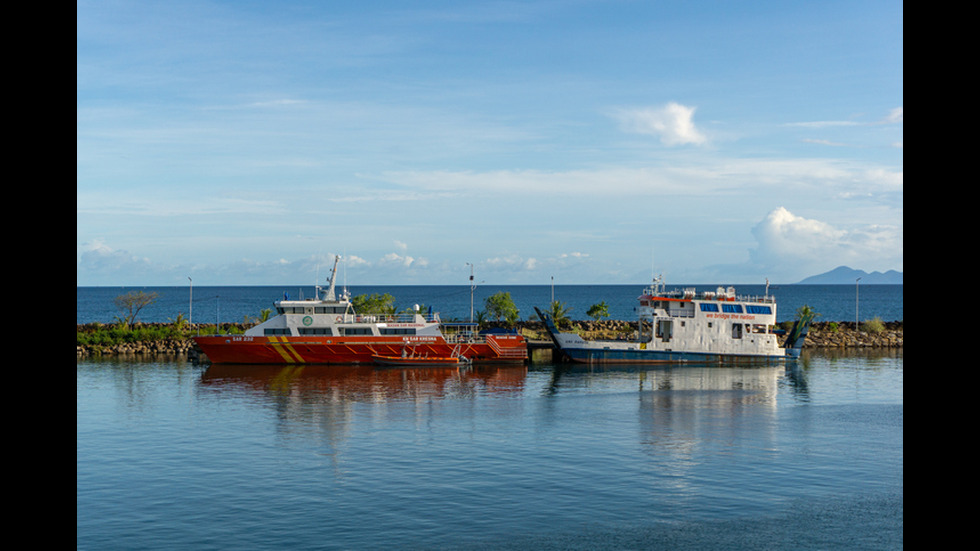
(862, 316, 885, 334)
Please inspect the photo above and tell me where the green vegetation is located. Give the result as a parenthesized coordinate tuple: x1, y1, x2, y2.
(862, 316, 885, 334)
(77, 291, 265, 353)
(114, 290, 159, 329)
(586, 301, 610, 321)
(77, 322, 196, 348)
(76, 321, 249, 351)
(351, 293, 396, 315)
(795, 304, 820, 322)
(484, 291, 520, 325)
(244, 308, 273, 325)
(548, 300, 573, 329)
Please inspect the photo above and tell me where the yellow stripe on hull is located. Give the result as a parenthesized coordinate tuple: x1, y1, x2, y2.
(270, 337, 304, 363)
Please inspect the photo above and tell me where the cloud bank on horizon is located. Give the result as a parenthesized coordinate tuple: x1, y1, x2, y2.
(77, 1, 902, 286)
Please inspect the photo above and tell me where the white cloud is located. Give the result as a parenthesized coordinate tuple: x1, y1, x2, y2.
(379, 252, 428, 269)
(788, 106, 903, 128)
(78, 239, 153, 274)
(381, 158, 902, 207)
(381, 253, 415, 267)
(748, 207, 902, 278)
(882, 107, 903, 124)
(612, 102, 707, 146)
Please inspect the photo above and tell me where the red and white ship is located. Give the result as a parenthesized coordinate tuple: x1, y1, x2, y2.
(193, 257, 527, 366)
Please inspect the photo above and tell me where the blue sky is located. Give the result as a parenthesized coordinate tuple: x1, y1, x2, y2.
(77, 0, 902, 286)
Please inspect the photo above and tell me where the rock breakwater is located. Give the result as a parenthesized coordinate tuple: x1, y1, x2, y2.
(511, 320, 902, 349)
(76, 320, 902, 359)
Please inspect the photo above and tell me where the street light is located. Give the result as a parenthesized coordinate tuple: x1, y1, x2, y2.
(466, 263, 475, 323)
(855, 277, 862, 331)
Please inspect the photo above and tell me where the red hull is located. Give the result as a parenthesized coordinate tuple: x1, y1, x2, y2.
(194, 334, 527, 365)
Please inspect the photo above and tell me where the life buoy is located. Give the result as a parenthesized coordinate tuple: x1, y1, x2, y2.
(335, 316, 342, 322)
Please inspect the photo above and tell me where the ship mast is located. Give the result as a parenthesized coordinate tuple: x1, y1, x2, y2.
(324, 255, 341, 301)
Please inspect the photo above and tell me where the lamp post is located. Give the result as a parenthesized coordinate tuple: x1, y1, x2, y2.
(467, 263, 475, 323)
(855, 277, 862, 331)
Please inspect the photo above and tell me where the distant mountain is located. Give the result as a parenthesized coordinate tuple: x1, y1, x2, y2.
(797, 266, 902, 284)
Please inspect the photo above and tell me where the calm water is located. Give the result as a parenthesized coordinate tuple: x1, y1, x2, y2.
(77, 284, 903, 325)
(77, 351, 903, 550)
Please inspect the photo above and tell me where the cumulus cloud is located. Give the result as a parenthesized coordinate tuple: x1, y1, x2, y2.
(78, 239, 154, 275)
(379, 251, 429, 269)
(748, 207, 902, 278)
(613, 102, 707, 146)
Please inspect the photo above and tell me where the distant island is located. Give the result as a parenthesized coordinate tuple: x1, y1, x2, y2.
(796, 266, 902, 284)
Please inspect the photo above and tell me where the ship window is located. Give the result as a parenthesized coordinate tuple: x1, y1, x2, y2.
(264, 328, 292, 336)
(722, 304, 743, 313)
(700, 303, 719, 312)
(341, 327, 374, 335)
(299, 328, 333, 335)
(381, 328, 417, 335)
(746, 305, 772, 314)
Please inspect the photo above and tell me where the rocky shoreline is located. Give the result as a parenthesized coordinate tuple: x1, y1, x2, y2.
(77, 320, 902, 359)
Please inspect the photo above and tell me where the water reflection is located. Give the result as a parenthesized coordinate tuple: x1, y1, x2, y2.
(545, 364, 783, 402)
(201, 363, 528, 402)
(78, 354, 903, 548)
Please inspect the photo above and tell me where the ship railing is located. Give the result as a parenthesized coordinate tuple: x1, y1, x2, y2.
(348, 312, 441, 324)
(485, 336, 528, 358)
(650, 289, 776, 304)
(443, 332, 488, 344)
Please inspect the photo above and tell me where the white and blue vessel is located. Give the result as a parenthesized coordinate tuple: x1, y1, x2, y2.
(537, 276, 812, 365)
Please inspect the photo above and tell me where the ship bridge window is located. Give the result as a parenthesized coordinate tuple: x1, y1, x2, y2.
(341, 327, 374, 336)
(299, 328, 333, 335)
(722, 304, 743, 313)
(700, 303, 719, 312)
(746, 305, 772, 315)
(381, 328, 417, 335)
(264, 328, 292, 336)
(315, 306, 347, 314)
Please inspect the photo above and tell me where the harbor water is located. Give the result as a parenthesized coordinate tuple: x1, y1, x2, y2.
(77, 284, 902, 548)
(77, 350, 902, 550)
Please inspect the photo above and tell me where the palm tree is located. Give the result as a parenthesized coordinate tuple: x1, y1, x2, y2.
(795, 304, 820, 323)
(549, 300, 573, 329)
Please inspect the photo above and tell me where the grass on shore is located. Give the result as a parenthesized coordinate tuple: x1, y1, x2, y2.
(76, 322, 244, 349)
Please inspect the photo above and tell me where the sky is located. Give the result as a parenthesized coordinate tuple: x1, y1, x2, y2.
(77, 0, 903, 287)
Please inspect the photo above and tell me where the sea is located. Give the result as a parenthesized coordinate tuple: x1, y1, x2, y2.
(76, 283, 903, 325)
(77, 284, 903, 550)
